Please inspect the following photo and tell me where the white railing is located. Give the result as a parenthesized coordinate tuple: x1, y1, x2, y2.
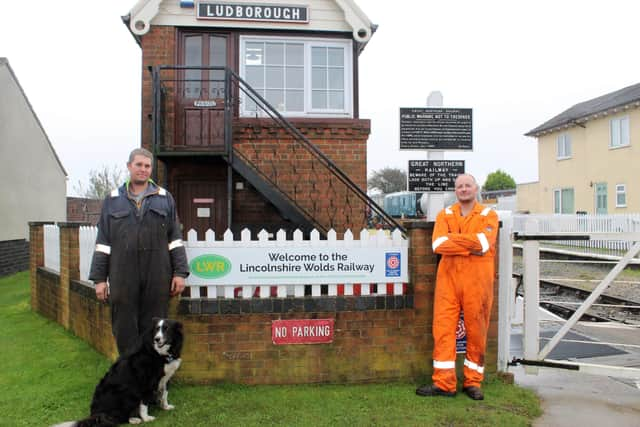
(513, 213, 640, 254)
(184, 228, 408, 299)
(43, 224, 60, 272)
(79, 226, 97, 282)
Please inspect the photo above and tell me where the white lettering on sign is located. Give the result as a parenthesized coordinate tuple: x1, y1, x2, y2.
(198, 3, 309, 23)
(291, 325, 331, 338)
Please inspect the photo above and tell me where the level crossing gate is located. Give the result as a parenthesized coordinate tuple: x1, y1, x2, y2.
(511, 218, 640, 381)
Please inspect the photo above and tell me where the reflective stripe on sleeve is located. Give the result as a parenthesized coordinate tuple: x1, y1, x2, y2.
(477, 232, 490, 253)
(168, 239, 184, 251)
(433, 360, 456, 370)
(95, 244, 111, 255)
(158, 188, 167, 196)
(480, 207, 491, 216)
(432, 236, 449, 251)
(110, 189, 119, 197)
(464, 359, 485, 373)
(445, 207, 453, 214)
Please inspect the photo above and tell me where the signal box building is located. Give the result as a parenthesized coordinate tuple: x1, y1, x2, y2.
(123, 0, 380, 238)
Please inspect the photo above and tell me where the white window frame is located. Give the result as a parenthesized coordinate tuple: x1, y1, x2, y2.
(616, 184, 627, 208)
(609, 116, 630, 148)
(239, 35, 353, 118)
(556, 133, 572, 159)
(553, 188, 574, 214)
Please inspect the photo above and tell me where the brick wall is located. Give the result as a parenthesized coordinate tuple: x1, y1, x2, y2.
(0, 239, 29, 277)
(67, 197, 103, 225)
(29, 221, 501, 384)
(233, 118, 370, 233)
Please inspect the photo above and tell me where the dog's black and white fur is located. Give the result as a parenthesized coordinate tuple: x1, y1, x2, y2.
(53, 318, 183, 427)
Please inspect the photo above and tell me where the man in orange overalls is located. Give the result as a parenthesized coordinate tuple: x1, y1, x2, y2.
(416, 174, 499, 400)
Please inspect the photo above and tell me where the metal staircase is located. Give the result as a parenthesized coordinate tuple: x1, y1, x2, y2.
(151, 65, 404, 236)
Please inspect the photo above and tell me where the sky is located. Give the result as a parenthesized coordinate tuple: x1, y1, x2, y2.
(2, 0, 639, 195)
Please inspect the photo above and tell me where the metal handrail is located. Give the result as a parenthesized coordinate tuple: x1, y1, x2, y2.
(151, 65, 405, 235)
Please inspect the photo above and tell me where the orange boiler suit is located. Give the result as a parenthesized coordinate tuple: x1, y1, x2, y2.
(431, 202, 499, 392)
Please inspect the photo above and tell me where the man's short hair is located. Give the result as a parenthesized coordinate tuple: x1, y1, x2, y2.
(128, 148, 153, 164)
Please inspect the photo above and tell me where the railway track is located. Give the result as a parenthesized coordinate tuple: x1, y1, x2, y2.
(513, 273, 640, 325)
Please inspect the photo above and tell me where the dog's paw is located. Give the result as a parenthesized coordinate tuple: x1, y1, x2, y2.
(161, 403, 175, 410)
(129, 417, 142, 424)
(141, 415, 156, 422)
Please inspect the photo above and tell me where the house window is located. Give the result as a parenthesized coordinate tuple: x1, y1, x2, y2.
(616, 184, 627, 207)
(610, 116, 630, 148)
(240, 36, 352, 117)
(553, 188, 574, 214)
(556, 133, 571, 159)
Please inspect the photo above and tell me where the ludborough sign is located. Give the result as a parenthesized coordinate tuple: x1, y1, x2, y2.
(197, 2, 309, 23)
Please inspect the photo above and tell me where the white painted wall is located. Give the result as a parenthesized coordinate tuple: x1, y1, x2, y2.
(0, 58, 67, 240)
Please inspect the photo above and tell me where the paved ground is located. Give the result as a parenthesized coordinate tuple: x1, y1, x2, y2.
(509, 300, 640, 426)
(512, 365, 640, 427)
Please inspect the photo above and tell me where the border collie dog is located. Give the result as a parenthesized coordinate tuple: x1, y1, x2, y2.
(53, 318, 183, 427)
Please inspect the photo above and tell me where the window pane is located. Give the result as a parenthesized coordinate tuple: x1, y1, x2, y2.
(328, 47, 344, 66)
(621, 117, 629, 146)
(266, 66, 284, 88)
(245, 43, 264, 65)
(328, 68, 344, 90)
(554, 191, 560, 214)
(286, 90, 304, 111)
(266, 89, 284, 111)
(185, 36, 202, 98)
(286, 43, 304, 66)
(312, 47, 326, 66)
(286, 67, 304, 89)
(266, 43, 284, 65)
(312, 90, 326, 109)
(209, 36, 227, 66)
(312, 68, 327, 89)
(561, 189, 574, 213)
(246, 66, 264, 88)
(611, 119, 620, 147)
(328, 91, 344, 109)
(245, 89, 264, 112)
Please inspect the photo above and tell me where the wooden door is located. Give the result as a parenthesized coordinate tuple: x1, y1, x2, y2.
(178, 180, 227, 239)
(177, 33, 228, 150)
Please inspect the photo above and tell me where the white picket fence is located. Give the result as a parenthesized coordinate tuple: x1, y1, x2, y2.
(79, 226, 98, 282)
(43, 224, 60, 272)
(72, 226, 407, 299)
(513, 213, 640, 254)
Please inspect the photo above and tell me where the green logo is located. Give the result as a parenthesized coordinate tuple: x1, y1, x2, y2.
(190, 254, 232, 279)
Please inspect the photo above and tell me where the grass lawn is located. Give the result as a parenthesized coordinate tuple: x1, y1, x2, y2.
(0, 272, 541, 426)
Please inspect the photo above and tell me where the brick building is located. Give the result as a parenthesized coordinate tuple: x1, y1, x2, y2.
(123, 0, 392, 238)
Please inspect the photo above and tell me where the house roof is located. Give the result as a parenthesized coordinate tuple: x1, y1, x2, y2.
(0, 58, 67, 176)
(123, 0, 376, 51)
(525, 82, 640, 137)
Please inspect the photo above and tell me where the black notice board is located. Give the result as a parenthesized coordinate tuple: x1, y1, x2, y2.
(408, 160, 465, 192)
(400, 108, 472, 150)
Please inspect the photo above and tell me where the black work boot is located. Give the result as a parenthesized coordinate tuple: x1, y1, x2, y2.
(463, 386, 484, 400)
(415, 384, 456, 397)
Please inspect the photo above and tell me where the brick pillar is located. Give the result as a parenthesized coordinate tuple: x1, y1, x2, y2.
(28, 221, 54, 312)
(58, 222, 86, 329)
(405, 220, 438, 375)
